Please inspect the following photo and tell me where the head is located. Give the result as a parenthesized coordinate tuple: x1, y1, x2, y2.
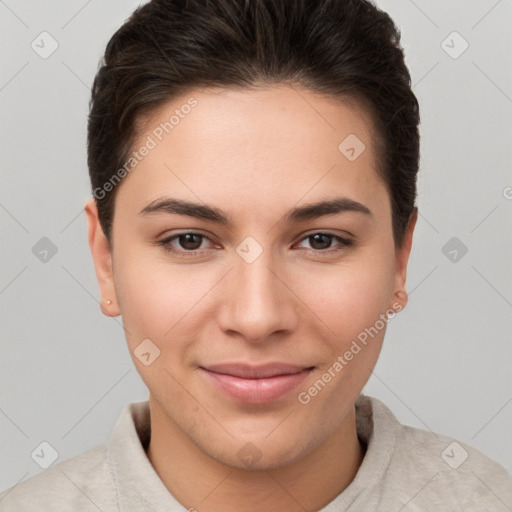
(86, 0, 419, 470)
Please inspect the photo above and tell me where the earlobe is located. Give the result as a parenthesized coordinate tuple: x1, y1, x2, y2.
(84, 198, 121, 317)
(392, 290, 408, 312)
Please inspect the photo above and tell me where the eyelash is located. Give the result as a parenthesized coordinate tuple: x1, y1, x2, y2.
(156, 230, 354, 257)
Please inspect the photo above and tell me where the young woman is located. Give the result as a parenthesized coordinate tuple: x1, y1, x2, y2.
(2, 0, 511, 510)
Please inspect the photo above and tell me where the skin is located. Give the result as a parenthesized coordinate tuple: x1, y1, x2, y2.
(85, 84, 417, 512)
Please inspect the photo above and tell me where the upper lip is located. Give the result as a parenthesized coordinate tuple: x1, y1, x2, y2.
(201, 363, 313, 379)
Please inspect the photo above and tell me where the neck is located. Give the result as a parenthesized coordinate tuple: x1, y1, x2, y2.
(146, 398, 365, 512)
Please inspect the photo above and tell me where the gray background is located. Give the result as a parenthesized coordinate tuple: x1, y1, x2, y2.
(1, 0, 511, 492)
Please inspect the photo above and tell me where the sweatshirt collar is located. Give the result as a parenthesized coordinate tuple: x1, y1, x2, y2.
(108, 394, 400, 511)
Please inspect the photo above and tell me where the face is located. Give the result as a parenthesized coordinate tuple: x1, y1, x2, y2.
(86, 84, 415, 470)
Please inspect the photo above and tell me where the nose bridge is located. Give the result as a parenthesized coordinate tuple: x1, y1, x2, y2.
(237, 250, 280, 304)
(218, 241, 297, 342)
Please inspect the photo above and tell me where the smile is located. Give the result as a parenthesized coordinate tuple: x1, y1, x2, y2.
(200, 363, 315, 404)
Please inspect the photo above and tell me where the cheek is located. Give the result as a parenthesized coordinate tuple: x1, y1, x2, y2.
(293, 255, 394, 343)
(112, 248, 218, 353)
(112, 249, 176, 344)
(112, 257, 198, 393)
(296, 262, 393, 420)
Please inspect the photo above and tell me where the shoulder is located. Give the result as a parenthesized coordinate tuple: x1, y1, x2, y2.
(358, 395, 512, 510)
(0, 443, 118, 512)
(390, 421, 512, 510)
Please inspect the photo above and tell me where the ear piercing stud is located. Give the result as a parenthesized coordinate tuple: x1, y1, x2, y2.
(104, 298, 113, 305)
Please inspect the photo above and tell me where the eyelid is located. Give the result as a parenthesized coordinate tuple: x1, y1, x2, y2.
(157, 229, 217, 248)
(298, 228, 355, 241)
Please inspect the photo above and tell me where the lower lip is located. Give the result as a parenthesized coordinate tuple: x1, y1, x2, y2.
(201, 368, 313, 404)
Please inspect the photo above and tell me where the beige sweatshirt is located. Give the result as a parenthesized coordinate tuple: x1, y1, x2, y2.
(1, 394, 511, 511)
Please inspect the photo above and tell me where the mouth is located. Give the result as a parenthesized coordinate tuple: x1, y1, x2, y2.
(199, 363, 315, 404)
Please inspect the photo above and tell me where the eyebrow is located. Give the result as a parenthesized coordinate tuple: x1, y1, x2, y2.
(139, 196, 372, 225)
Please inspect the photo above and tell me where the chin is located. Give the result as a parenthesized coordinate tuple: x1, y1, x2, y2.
(205, 431, 319, 472)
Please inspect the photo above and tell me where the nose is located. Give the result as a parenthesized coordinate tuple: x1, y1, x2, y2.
(216, 247, 299, 344)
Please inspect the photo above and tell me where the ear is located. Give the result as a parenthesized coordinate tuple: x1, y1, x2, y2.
(392, 208, 418, 308)
(84, 198, 121, 317)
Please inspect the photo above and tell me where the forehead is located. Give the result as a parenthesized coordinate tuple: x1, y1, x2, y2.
(136, 84, 378, 159)
(118, 84, 387, 221)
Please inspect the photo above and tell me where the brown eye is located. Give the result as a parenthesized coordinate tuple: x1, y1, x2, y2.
(157, 231, 212, 255)
(297, 232, 353, 252)
(308, 233, 333, 250)
(176, 233, 203, 250)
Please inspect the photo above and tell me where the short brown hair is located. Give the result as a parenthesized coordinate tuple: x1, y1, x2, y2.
(87, 0, 420, 249)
